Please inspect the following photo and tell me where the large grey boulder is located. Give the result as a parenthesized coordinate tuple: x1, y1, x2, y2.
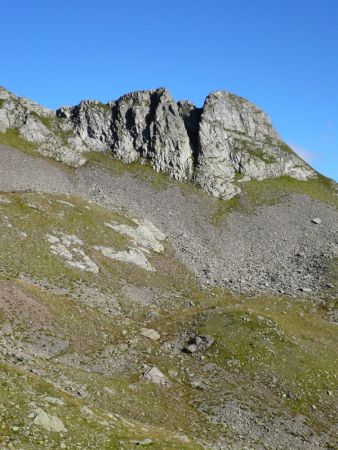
(32, 408, 67, 433)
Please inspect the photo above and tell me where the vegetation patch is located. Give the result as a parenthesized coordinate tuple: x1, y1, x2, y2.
(212, 175, 338, 224)
(0, 128, 39, 157)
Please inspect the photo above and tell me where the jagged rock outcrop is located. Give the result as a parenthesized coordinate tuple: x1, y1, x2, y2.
(0, 86, 87, 166)
(194, 91, 314, 198)
(0, 86, 315, 198)
(58, 88, 194, 180)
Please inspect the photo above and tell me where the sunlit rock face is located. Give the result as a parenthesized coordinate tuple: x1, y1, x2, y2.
(0, 86, 314, 198)
(194, 91, 313, 198)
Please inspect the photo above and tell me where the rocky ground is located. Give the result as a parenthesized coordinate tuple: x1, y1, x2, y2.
(0, 144, 337, 299)
(0, 142, 337, 449)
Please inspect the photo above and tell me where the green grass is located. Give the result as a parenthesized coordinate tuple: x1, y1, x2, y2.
(0, 193, 135, 286)
(0, 128, 39, 157)
(212, 174, 337, 224)
(0, 191, 198, 300)
(90, 101, 112, 111)
(150, 289, 338, 435)
(0, 189, 337, 447)
(0, 362, 197, 449)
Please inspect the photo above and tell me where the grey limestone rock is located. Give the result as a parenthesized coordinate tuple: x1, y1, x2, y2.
(110, 88, 193, 180)
(143, 366, 169, 386)
(32, 408, 67, 433)
(194, 91, 314, 198)
(0, 85, 315, 198)
(0, 86, 86, 167)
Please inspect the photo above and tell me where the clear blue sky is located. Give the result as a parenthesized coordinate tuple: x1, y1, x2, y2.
(1, 0, 337, 180)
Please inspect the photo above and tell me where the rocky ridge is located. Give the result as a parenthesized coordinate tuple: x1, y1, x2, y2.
(0, 86, 314, 199)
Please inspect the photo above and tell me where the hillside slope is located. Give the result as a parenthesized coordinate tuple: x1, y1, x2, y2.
(0, 87, 337, 449)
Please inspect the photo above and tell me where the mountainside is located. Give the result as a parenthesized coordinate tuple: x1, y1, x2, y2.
(0, 86, 314, 199)
(0, 87, 337, 449)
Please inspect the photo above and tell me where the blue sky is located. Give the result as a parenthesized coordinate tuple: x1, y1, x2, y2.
(1, 0, 337, 180)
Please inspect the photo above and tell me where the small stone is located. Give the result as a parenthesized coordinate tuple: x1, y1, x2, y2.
(26, 202, 38, 209)
(140, 328, 160, 341)
(133, 438, 153, 446)
(184, 344, 198, 354)
(144, 367, 169, 386)
(103, 387, 116, 396)
(300, 287, 312, 293)
(311, 218, 322, 224)
(0, 197, 11, 205)
(327, 390, 333, 396)
(56, 200, 75, 207)
(168, 370, 178, 378)
(45, 396, 65, 406)
(80, 406, 94, 417)
(183, 334, 214, 354)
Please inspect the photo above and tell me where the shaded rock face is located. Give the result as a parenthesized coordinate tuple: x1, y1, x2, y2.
(0, 86, 314, 198)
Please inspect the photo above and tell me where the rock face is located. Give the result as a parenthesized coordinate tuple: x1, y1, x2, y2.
(0, 86, 315, 198)
(0, 87, 87, 167)
(195, 91, 313, 198)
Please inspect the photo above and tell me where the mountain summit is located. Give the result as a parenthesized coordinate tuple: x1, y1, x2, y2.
(0, 86, 314, 199)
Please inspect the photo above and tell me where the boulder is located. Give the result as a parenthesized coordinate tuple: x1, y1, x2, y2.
(33, 408, 67, 433)
(143, 367, 169, 386)
(140, 328, 161, 341)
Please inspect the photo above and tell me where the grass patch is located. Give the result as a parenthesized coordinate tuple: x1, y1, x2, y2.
(212, 175, 337, 224)
(0, 128, 39, 157)
(90, 101, 112, 111)
(0, 362, 197, 449)
(0, 191, 199, 300)
(196, 294, 338, 428)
